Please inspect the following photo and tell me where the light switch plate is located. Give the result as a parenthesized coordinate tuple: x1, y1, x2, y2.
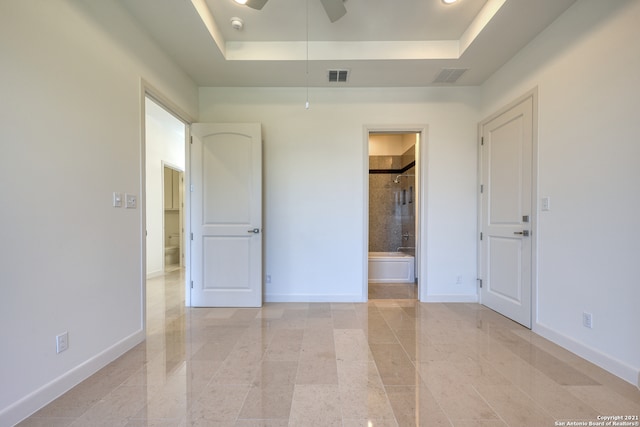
(113, 192, 122, 208)
(125, 193, 137, 209)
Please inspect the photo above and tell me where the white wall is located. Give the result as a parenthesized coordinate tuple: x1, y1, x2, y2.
(145, 98, 186, 277)
(481, 0, 640, 386)
(199, 87, 480, 302)
(369, 134, 415, 156)
(0, 1, 198, 424)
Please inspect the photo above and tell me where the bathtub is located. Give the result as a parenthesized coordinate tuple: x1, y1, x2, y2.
(368, 252, 415, 283)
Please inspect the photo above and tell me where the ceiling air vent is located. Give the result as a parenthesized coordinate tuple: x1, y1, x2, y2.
(433, 68, 468, 84)
(328, 69, 349, 83)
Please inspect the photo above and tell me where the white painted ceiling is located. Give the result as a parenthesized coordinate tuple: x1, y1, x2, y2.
(120, 0, 577, 87)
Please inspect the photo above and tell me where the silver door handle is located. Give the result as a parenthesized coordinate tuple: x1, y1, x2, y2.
(514, 230, 529, 237)
(248, 228, 260, 234)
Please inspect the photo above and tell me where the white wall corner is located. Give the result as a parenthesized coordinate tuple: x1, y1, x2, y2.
(0, 330, 145, 427)
(534, 322, 639, 388)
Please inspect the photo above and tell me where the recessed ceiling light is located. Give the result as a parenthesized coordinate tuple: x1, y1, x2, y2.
(234, 0, 248, 5)
(442, 0, 457, 4)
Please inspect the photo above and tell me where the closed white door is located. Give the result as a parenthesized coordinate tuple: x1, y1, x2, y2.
(190, 123, 262, 307)
(480, 95, 534, 328)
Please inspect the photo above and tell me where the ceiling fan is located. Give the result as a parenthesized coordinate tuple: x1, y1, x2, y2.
(240, 0, 347, 23)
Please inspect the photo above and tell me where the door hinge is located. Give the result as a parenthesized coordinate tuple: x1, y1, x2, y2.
(190, 232, 194, 240)
(480, 184, 484, 194)
(190, 136, 193, 144)
(190, 280, 194, 289)
(480, 232, 483, 241)
(481, 137, 484, 146)
(477, 278, 483, 288)
(190, 184, 194, 192)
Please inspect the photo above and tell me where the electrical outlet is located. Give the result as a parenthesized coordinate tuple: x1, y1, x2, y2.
(582, 312, 593, 329)
(56, 332, 69, 353)
(125, 193, 137, 209)
(541, 196, 551, 211)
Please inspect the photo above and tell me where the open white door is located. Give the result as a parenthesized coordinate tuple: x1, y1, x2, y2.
(190, 123, 262, 307)
(479, 95, 534, 328)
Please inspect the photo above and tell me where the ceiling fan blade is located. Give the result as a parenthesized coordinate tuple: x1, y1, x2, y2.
(319, 0, 346, 23)
(246, 0, 268, 10)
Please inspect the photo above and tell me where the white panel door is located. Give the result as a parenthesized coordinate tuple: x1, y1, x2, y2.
(190, 123, 262, 307)
(480, 96, 533, 328)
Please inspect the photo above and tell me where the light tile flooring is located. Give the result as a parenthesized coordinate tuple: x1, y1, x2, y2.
(20, 270, 640, 426)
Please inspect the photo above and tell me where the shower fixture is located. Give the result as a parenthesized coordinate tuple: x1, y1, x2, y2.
(393, 174, 414, 184)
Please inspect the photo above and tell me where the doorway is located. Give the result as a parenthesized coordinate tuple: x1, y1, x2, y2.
(365, 126, 427, 301)
(162, 164, 184, 273)
(144, 96, 187, 277)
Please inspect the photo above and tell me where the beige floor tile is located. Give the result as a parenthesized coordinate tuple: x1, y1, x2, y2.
(253, 360, 299, 386)
(132, 379, 189, 421)
(20, 276, 640, 427)
(332, 309, 362, 329)
(263, 329, 304, 361)
(369, 282, 417, 300)
(125, 419, 188, 427)
(305, 317, 334, 329)
(451, 420, 508, 427)
(289, 384, 342, 426)
(254, 307, 285, 319)
(186, 383, 251, 424)
(68, 385, 150, 426)
(337, 361, 395, 420)
(370, 343, 420, 385)
(16, 418, 75, 427)
(475, 384, 555, 426)
(418, 362, 500, 421)
(233, 420, 288, 427)
(385, 384, 451, 427)
(334, 329, 374, 362)
(295, 358, 339, 384)
(378, 307, 418, 331)
(342, 419, 399, 427)
(237, 383, 294, 419)
(566, 385, 640, 414)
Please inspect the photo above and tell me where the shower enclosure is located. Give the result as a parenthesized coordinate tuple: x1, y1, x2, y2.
(368, 133, 417, 283)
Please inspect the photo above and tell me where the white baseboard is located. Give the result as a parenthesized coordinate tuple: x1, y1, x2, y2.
(534, 322, 640, 389)
(1, 330, 145, 427)
(265, 293, 479, 304)
(265, 294, 366, 303)
(422, 294, 479, 303)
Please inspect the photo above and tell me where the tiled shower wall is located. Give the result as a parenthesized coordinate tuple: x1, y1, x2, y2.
(369, 146, 415, 253)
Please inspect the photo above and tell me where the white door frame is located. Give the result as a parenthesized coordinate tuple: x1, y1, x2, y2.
(363, 124, 428, 302)
(477, 88, 538, 327)
(140, 80, 194, 327)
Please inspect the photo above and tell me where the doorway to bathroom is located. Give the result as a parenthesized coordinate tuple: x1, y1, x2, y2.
(162, 164, 184, 273)
(366, 128, 425, 300)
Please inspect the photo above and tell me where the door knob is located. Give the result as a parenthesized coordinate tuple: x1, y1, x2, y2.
(248, 228, 260, 234)
(514, 230, 530, 237)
